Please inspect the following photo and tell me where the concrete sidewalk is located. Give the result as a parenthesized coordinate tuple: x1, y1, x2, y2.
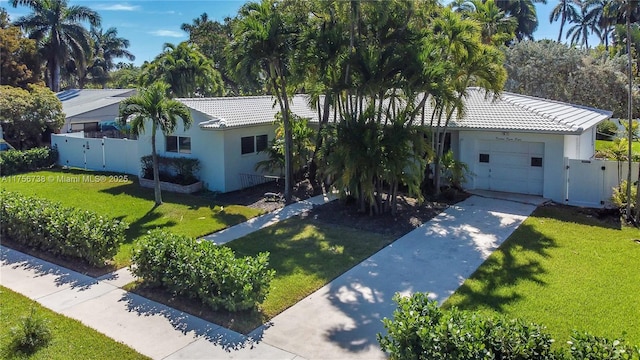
(0, 194, 540, 359)
(202, 192, 337, 245)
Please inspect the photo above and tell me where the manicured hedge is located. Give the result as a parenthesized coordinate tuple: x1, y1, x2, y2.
(378, 293, 640, 360)
(131, 229, 275, 312)
(140, 155, 200, 185)
(0, 147, 58, 175)
(0, 191, 127, 267)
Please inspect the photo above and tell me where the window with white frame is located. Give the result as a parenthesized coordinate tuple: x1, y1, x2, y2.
(241, 134, 268, 155)
(166, 135, 191, 154)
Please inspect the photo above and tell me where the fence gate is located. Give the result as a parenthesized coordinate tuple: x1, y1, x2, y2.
(566, 159, 607, 207)
(565, 158, 638, 208)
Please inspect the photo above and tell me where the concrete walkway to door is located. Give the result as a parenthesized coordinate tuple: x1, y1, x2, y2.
(248, 195, 544, 359)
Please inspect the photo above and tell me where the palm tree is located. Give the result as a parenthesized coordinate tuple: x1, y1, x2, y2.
(118, 82, 193, 205)
(497, 0, 544, 40)
(140, 42, 223, 98)
(9, 0, 100, 92)
(230, 0, 298, 203)
(566, 1, 599, 48)
(430, 8, 507, 194)
(587, 0, 616, 49)
(550, 0, 580, 42)
(465, 0, 518, 45)
(87, 27, 135, 88)
(181, 13, 244, 95)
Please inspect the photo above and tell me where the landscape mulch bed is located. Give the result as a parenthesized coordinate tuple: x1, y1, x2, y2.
(213, 179, 319, 213)
(306, 191, 470, 237)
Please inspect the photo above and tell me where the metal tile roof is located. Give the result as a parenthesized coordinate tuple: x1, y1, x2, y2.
(177, 89, 612, 134)
(440, 88, 612, 134)
(178, 95, 319, 130)
(57, 89, 136, 118)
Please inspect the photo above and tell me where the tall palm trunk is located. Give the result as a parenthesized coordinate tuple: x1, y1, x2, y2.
(558, 11, 566, 42)
(627, 14, 633, 221)
(309, 94, 332, 190)
(49, 59, 61, 92)
(151, 121, 162, 205)
(281, 84, 293, 203)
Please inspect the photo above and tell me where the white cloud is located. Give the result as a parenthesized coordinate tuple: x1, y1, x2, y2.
(148, 30, 184, 38)
(94, 3, 140, 11)
(147, 10, 183, 15)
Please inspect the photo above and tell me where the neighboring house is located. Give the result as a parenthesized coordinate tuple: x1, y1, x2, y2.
(57, 88, 136, 133)
(53, 89, 615, 203)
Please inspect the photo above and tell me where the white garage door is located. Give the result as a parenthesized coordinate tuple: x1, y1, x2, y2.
(474, 140, 544, 195)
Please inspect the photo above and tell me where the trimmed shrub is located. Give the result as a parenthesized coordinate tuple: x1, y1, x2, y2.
(378, 293, 557, 360)
(0, 191, 127, 266)
(0, 147, 58, 175)
(379, 293, 640, 360)
(131, 229, 275, 312)
(140, 155, 200, 185)
(569, 331, 639, 360)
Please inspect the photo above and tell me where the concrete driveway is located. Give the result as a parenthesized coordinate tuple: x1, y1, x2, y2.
(249, 195, 541, 359)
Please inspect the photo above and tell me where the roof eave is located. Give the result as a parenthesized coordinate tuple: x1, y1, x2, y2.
(448, 126, 585, 136)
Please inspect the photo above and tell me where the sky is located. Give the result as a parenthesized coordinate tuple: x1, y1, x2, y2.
(2, 0, 599, 67)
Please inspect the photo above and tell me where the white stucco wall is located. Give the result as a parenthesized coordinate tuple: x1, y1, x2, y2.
(564, 126, 597, 160)
(136, 113, 228, 192)
(222, 125, 276, 192)
(457, 130, 566, 202)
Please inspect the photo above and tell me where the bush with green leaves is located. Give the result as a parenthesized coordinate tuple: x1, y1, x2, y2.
(378, 293, 556, 360)
(0, 147, 58, 175)
(140, 155, 200, 185)
(569, 331, 640, 360)
(131, 229, 275, 312)
(597, 120, 619, 139)
(0, 191, 127, 266)
(379, 293, 640, 360)
(611, 180, 637, 212)
(440, 150, 472, 191)
(9, 308, 52, 354)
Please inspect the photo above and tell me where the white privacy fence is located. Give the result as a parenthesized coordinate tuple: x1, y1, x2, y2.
(565, 158, 639, 208)
(52, 133, 140, 175)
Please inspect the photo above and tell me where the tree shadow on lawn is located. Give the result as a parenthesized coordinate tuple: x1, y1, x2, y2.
(535, 204, 623, 231)
(441, 221, 555, 313)
(100, 182, 238, 211)
(114, 206, 177, 243)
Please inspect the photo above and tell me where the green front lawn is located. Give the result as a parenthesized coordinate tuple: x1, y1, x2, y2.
(226, 218, 395, 320)
(1, 168, 262, 266)
(444, 205, 640, 347)
(0, 286, 149, 359)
